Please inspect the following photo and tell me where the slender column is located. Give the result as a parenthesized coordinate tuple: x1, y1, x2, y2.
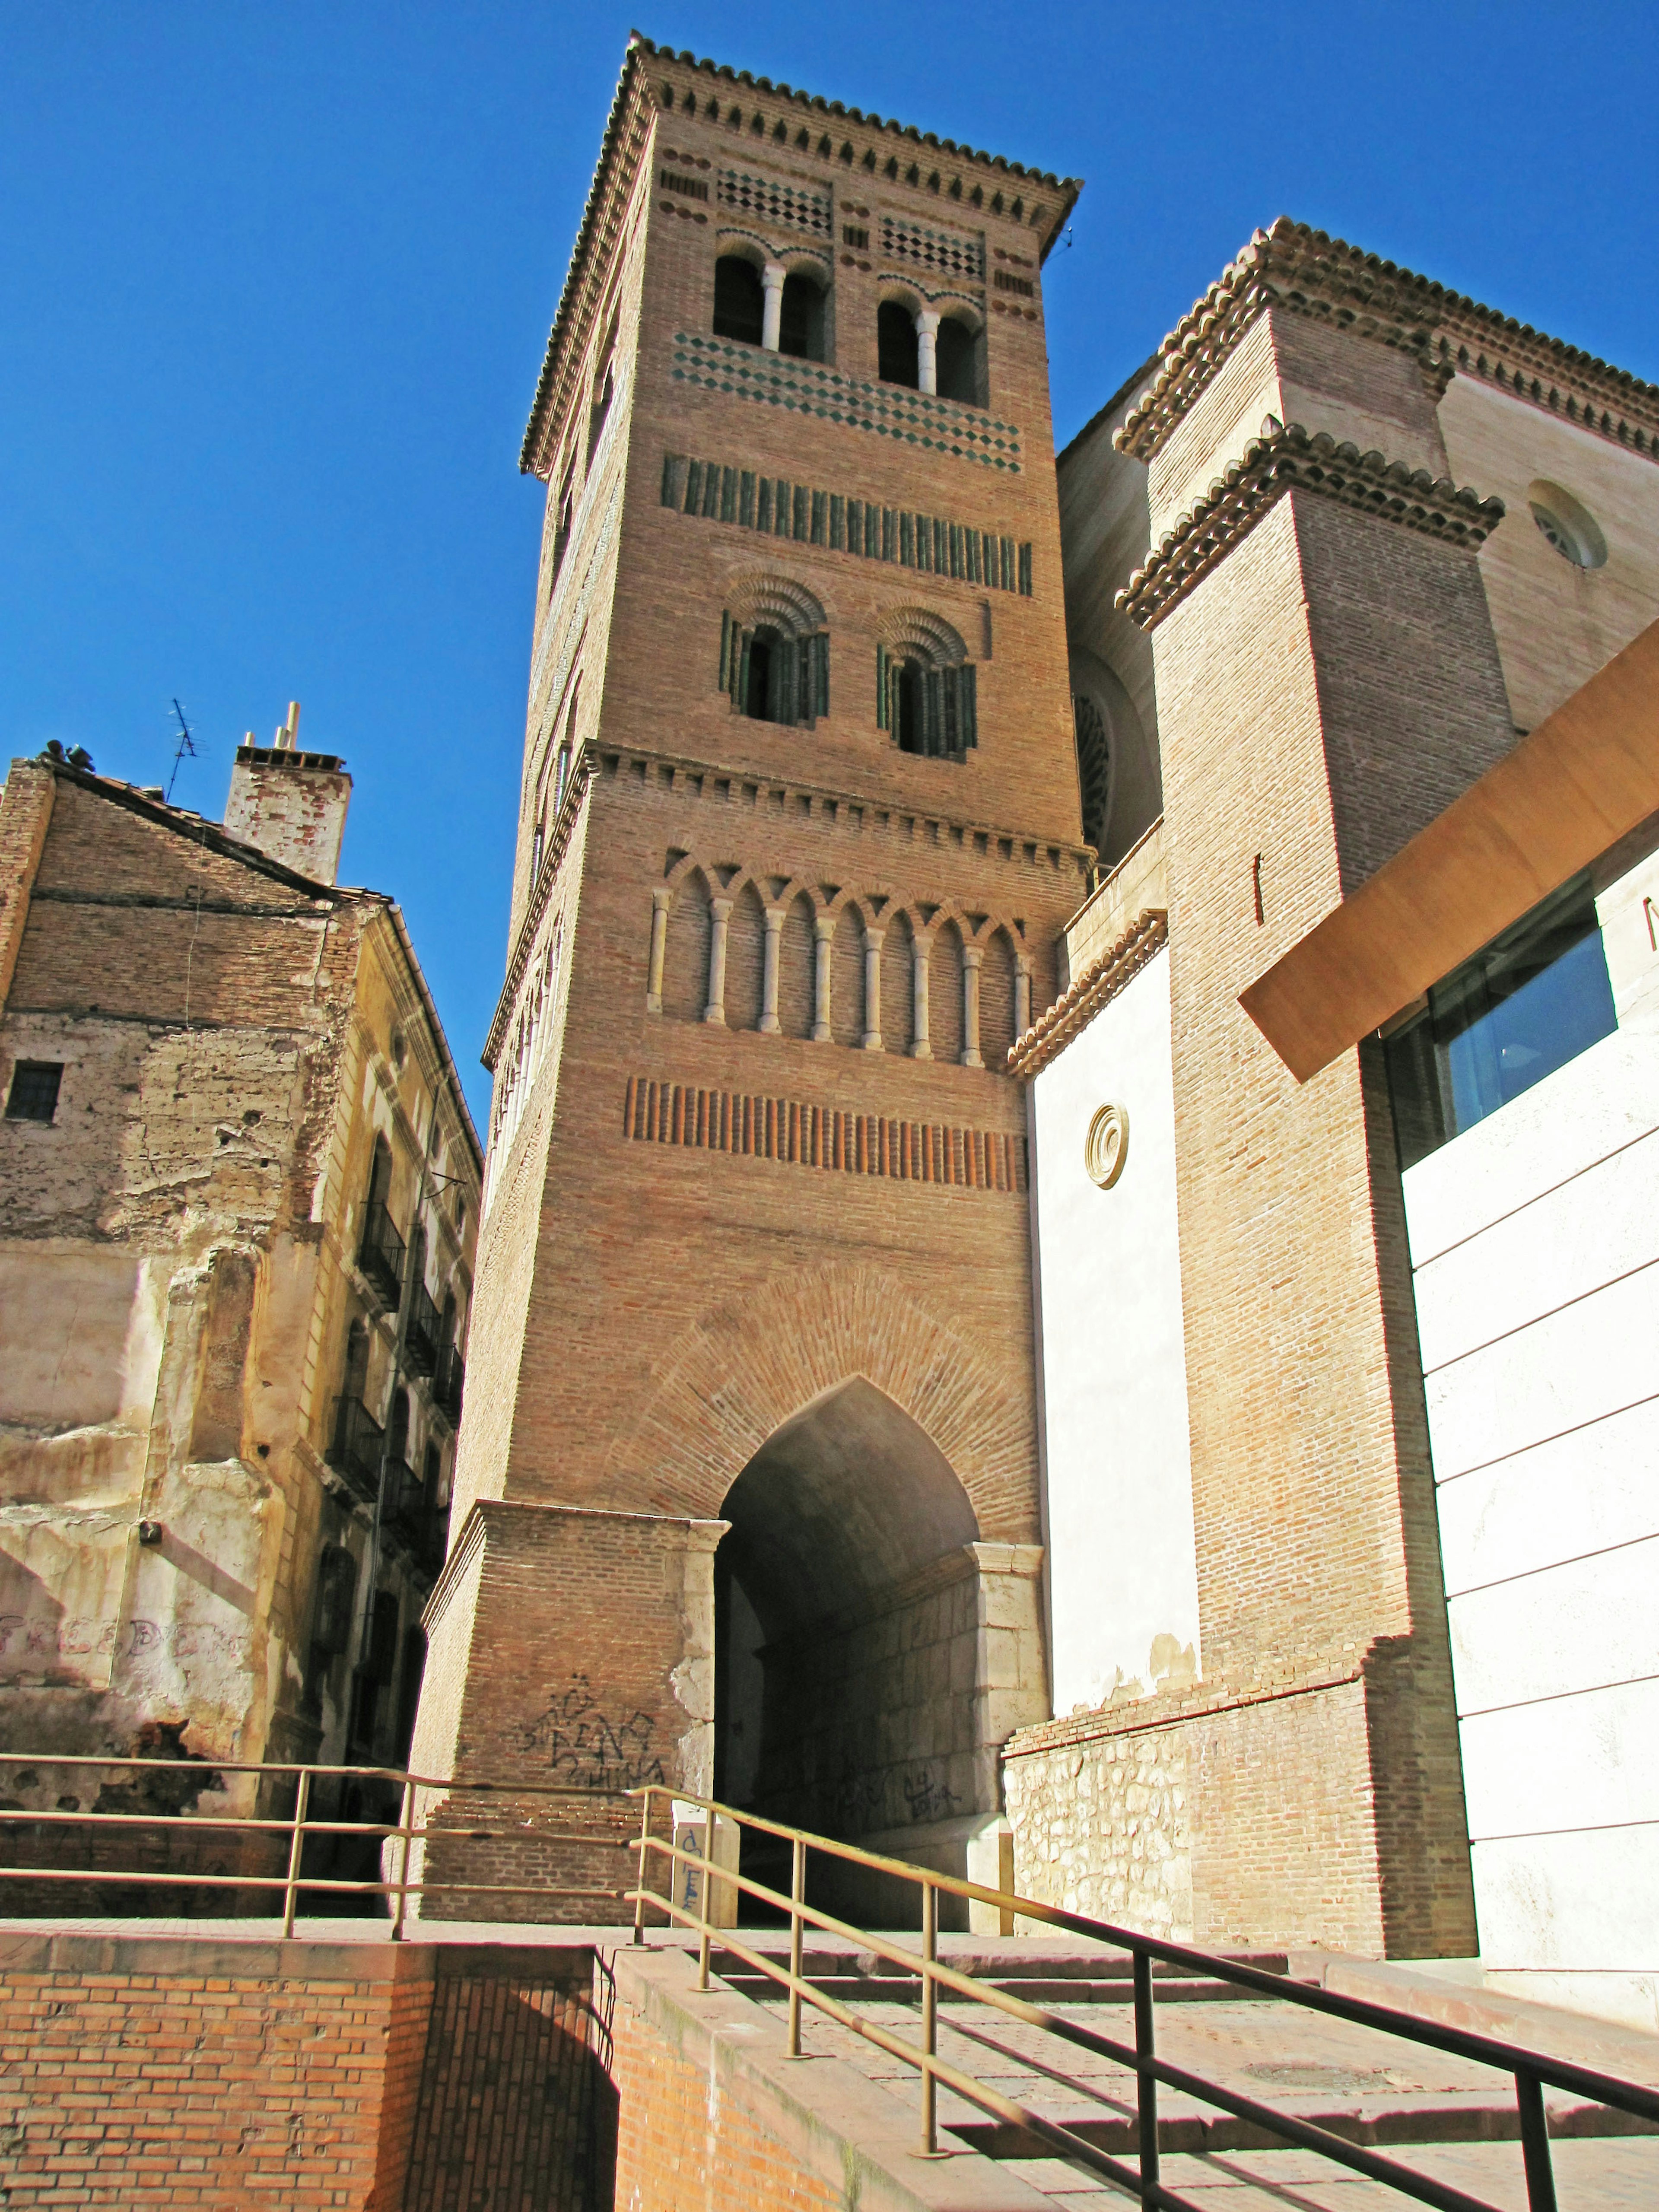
(645, 887, 670, 1014)
(704, 896, 732, 1025)
(860, 927, 884, 1051)
(1014, 955, 1032, 1038)
(761, 262, 787, 353)
(962, 946, 983, 1068)
(760, 908, 784, 1035)
(911, 933, 932, 1060)
(811, 917, 834, 1042)
(915, 309, 941, 397)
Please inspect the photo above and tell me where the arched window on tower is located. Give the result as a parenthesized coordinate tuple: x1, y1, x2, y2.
(935, 314, 983, 406)
(717, 575, 829, 729)
(877, 300, 919, 388)
(778, 270, 826, 361)
(876, 610, 976, 761)
(713, 256, 766, 346)
(1072, 694, 1112, 859)
(548, 461, 575, 597)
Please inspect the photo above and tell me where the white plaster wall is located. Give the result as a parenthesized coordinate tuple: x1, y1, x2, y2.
(1402, 844, 1659, 2024)
(1028, 950, 1199, 1714)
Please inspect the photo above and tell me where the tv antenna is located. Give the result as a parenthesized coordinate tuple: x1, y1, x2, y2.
(165, 699, 198, 803)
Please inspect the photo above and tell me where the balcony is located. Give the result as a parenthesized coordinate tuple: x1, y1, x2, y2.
(434, 1344, 465, 1424)
(404, 1284, 442, 1379)
(381, 1466, 450, 1581)
(359, 1201, 406, 1310)
(327, 1397, 384, 1506)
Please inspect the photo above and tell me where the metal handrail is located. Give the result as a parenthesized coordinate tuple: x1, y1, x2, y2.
(629, 1784, 1659, 2212)
(0, 1754, 637, 1940)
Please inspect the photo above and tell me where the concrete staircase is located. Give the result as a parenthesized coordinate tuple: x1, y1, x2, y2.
(712, 1930, 1659, 2207)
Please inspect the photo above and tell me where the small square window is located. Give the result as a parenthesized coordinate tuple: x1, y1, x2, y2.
(5, 1062, 63, 1124)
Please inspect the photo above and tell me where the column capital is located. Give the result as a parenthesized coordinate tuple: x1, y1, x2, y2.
(962, 945, 984, 969)
(652, 886, 672, 913)
(710, 894, 734, 920)
(814, 916, 836, 942)
(762, 906, 786, 929)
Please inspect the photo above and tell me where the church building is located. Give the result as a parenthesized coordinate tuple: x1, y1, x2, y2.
(411, 35, 1659, 2028)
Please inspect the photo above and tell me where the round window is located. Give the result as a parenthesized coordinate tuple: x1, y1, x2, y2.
(1527, 480, 1607, 570)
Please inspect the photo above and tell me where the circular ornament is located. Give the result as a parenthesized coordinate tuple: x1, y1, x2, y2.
(1084, 1103, 1129, 1190)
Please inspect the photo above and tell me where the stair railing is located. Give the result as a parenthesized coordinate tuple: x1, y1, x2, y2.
(629, 1782, 1659, 2212)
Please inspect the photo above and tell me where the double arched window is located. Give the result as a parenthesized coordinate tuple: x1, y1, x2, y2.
(878, 296, 984, 405)
(712, 251, 828, 362)
(876, 610, 976, 761)
(718, 575, 830, 728)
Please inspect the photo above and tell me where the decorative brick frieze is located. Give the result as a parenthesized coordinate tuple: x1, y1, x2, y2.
(660, 450, 1033, 591)
(1115, 426, 1504, 630)
(879, 212, 985, 282)
(670, 334, 1023, 468)
(717, 166, 832, 236)
(1115, 216, 1659, 468)
(1005, 908, 1168, 1077)
(622, 1073, 1028, 1192)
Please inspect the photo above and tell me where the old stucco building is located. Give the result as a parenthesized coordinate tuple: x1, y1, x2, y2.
(408, 37, 1659, 2019)
(0, 724, 479, 1859)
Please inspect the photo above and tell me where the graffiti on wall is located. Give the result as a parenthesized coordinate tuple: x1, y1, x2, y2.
(512, 1675, 666, 1792)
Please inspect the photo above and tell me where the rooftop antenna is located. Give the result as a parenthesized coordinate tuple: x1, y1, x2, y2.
(165, 699, 199, 802)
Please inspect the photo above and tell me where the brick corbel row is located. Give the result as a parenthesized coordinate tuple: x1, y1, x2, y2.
(1115, 217, 1659, 467)
(1114, 426, 1505, 632)
(1006, 908, 1168, 1079)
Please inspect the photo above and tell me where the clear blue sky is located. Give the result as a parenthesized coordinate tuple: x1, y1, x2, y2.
(4, 3, 1653, 1131)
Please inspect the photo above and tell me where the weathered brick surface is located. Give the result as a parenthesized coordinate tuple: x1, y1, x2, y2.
(0, 1933, 435, 2208)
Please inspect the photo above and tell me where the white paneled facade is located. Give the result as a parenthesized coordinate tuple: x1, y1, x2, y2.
(1027, 948, 1200, 1715)
(1401, 836, 1659, 2031)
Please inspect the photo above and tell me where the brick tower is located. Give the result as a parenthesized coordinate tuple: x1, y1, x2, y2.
(411, 38, 1084, 1917)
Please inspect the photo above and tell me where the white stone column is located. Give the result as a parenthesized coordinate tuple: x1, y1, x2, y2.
(645, 887, 670, 1014)
(705, 896, 732, 1025)
(760, 907, 784, 1035)
(915, 309, 941, 397)
(812, 917, 834, 1042)
(760, 262, 787, 353)
(912, 933, 932, 1060)
(861, 927, 884, 1052)
(962, 945, 983, 1068)
(1014, 955, 1032, 1039)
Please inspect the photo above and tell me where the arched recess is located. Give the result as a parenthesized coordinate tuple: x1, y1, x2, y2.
(931, 921, 966, 1065)
(715, 1379, 982, 1843)
(776, 891, 817, 1039)
(830, 903, 864, 1050)
(724, 881, 766, 1032)
(876, 608, 975, 760)
(661, 870, 712, 1023)
(978, 928, 1019, 1070)
(880, 909, 916, 1056)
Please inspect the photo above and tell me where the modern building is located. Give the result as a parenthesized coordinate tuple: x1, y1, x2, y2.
(0, 719, 479, 1876)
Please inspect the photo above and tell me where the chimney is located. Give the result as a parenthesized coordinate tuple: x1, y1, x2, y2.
(222, 702, 352, 885)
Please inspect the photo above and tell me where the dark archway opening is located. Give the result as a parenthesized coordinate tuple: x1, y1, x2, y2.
(895, 660, 922, 752)
(744, 629, 776, 720)
(877, 301, 919, 388)
(713, 255, 765, 346)
(713, 1379, 982, 1925)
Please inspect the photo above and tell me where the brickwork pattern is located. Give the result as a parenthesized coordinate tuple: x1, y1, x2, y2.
(401, 1949, 614, 2212)
(0, 1937, 433, 2209)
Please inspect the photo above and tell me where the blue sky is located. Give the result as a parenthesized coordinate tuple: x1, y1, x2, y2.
(4, 3, 1654, 1131)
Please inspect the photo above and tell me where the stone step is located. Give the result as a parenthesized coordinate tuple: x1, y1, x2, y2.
(711, 1932, 1285, 2008)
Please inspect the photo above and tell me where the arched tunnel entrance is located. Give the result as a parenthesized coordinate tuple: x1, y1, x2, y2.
(712, 1378, 1045, 1926)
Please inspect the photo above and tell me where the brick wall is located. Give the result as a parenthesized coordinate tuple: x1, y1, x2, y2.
(0, 1930, 435, 2209)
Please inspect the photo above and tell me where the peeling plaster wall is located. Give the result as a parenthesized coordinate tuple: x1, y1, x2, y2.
(0, 765, 480, 1847)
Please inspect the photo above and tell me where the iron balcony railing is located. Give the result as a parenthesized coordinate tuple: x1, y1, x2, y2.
(630, 1785, 1659, 2212)
(0, 1754, 636, 1935)
(326, 1395, 384, 1503)
(403, 1284, 442, 1377)
(434, 1343, 464, 1423)
(358, 1201, 406, 1309)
